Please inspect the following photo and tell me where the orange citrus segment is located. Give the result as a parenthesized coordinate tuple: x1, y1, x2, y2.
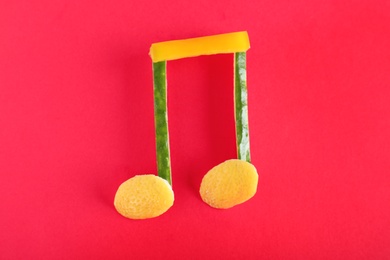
(114, 174, 174, 219)
(200, 159, 258, 209)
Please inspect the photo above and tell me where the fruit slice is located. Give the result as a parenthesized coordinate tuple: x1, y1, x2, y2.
(114, 174, 174, 219)
(199, 159, 258, 209)
(149, 31, 250, 62)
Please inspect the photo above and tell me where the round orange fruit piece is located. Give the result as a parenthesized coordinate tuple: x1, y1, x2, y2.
(114, 174, 174, 219)
(200, 159, 258, 209)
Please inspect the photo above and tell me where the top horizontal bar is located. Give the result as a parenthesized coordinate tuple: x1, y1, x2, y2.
(149, 31, 250, 62)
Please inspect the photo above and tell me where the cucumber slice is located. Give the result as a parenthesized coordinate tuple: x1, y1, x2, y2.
(234, 52, 251, 162)
(153, 61, 172, 185)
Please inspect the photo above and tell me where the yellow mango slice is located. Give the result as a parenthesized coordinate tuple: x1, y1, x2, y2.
(114, 174, 174, 219)
(200, 159, 258, 209)
(149, 31, 250, 62)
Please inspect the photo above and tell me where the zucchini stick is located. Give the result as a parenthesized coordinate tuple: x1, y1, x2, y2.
(234, 52, 251, 162)
(153, 61, 172, 185)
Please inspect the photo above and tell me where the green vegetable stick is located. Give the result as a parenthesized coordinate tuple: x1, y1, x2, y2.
(153, 61, 172, 185)
(234, 52, 251, 162)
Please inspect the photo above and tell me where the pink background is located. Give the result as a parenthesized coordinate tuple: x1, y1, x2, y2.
(1, 0, 390, 259)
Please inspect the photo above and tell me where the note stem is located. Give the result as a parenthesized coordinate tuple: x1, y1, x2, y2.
(234, 52, 251, 162)
(153, 61, 172, 185)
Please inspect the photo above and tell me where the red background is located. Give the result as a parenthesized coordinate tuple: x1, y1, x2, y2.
(1, 0, 390, 259)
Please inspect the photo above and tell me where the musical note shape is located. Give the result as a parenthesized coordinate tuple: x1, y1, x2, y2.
(114, 32, 257, 219)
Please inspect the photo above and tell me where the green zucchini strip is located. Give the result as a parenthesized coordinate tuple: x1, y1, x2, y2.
(153, 61, 172, 185)
(234, 52, 251, 162)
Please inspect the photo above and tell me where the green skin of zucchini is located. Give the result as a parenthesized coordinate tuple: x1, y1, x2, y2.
(234, 52, 251, 162)
(153, 61, 172, 185)
(152, 52, 251, 185)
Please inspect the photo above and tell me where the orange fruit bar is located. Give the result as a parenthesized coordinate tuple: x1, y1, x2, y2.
(149, 31, 250, 62)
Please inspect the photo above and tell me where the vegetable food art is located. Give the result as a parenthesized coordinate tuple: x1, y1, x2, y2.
(114, 31, 258, 219)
